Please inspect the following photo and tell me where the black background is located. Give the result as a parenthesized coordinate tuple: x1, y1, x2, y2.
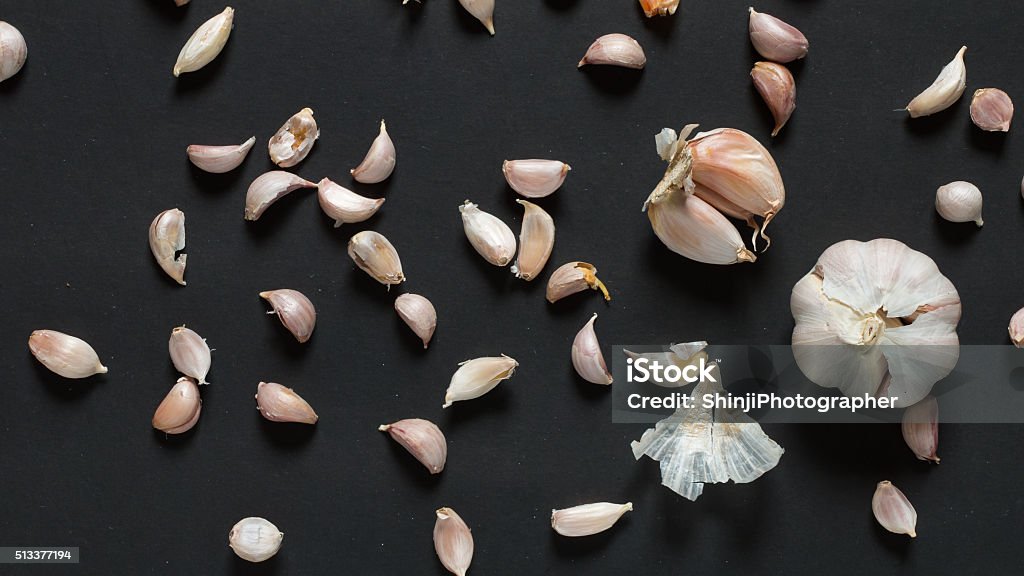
(1, 0, 1022, 573)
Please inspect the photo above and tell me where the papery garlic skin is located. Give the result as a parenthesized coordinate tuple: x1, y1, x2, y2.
(244, 171, 316, 221)
(444, 355, 518, 408)
(256, 382, 319, 424)
(460, 201, 517, 267)
(152, 377, 202, 434)
(572, 314, 613, 385)
(168, 326, 211, 385)
(458, 0, 495, 35)
(187, 136, 255, 173)
(28, 330, 108, 379)
(348, 231, 405, 286)
(751, 62, 796, 137)
(434, 507, 474, 576)
(260, 289, 316, 343)
(503, 159, 570, 198)
(511, 199, 555, 281)
(317, 178, 384, 227)
(546, 261, 611, 303)
(269, 108, 319, 168)
(578, 34, 646, 70)
(149, 208, 188, 285)
(351, 120, 396, 184)
(872, 481, 917, 538)
(639, 0, 679, 18)
(906, 46, 967, 118)
(935, 181, 983, 226)
(970, 88, 1013, 132)
(0, 21, 28, 83)
(1010, 307, 1024, 348)
(379, 418, 447, 474)
(551, 502, 632, 537)
(173, 7, 234, 77)
(902, 395, 939, 463)
(748, 8, 808, 63)
(229, 517, 283, 563)
(394, 293, 437, 348)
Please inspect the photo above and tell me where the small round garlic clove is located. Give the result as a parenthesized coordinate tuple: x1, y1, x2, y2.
(149, 208, 187, 285)
(935, 181, 983, 226)
(444, 355, 518, 408)
(168, 326, 212, 384)
(638, 0, 679, 18)
(259, 289, 316, 343)
(901, 395, 939, 463)
(434, 507, 474, 576)
(28, 330, 108, 379)
(571, 314, 613, 385)
(255, 382, 319, 424)
(511, 199, 555, 281)
(1009, 307, 1024, 348)
(316, 178, 384, 227)
(546, 261, 611, 303)
(244, 171, 316, 221)
(457, 0, 494, 35)
(502, 159, 571, 198)
(152, 377, 202, 434)
(394, 293, 437, 348)
(350, 120, 396, 184)
(748, 8, 808, 63)
(268, 108, 319, 168)
(0, 21, 28, 83)
(379, 418, 447, 474)
(872, 481, 918, 538)
(186, 136, 255, 174)
(551, 502, 632, 537)
(751, 62, 796, 137)
(970, 88, 1013, 132)
(173, 7, 234, 77)
(906, 46, 967, 118)
(459, 200, 517, 267)
(348, 231, 405, 286)
(229, 517, 283, 563)
(578, 33, 646, 69)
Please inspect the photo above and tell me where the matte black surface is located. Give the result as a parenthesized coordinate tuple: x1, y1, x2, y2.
(2, 1, 1023, 573)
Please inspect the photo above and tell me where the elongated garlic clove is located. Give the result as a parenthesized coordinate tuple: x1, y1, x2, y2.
(1010, 307, 1024, 347)
(511, 199, 555, 281)
(434, 507, 473, 576)
(0, 21, 27, 83)
(351, 120, 396, 184)
(748, 8, 808, 63)
(970, 88, 1013, 132)
(572, 314, 613, 385)
(229, 517, 283, 563)
(546, 261, 611, 303)
(460, 200, 517, 267)
(458, 0, 495, 35)
(751, 62, 796, 137)
(256, 382, 318, 424)
(394, 293, 437, 348)
(645, 187, 756, 265)
(269, 108, 319, 168)
(639, 0, 679, 18)
(348, 231, 405, 286)
(551, 502, 632, 537)
(173, 7, 234, 77)
(872, 481, 917, 538)
(906, 46, 967, 118)
(168, 326, 211, 384)
(259, 289, 316, 343)
(902, 396, 939, 463)
(244, 171, 316, 221)
(28, 330, 108, 379)
(578, 34, 646, 69)
(503, 159, 571, 198)
(149, 209, 188, 285)
(317, 178, 384, 227)
(152, 377, 202, 434)
(444, 355, 518, 408)
(935, 181, 983, 226)
(379, 418, 447, 474)
(186, 136, 255, 173)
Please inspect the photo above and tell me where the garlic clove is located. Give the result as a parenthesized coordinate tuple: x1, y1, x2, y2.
(244, 171, 316, 221)
(551, 502, 632, 537)
(872, 481, 918, 538)
(906, 46, 967, 118)
(175, 0, 191, 5)
(578, 34, 646, 70)
(229, 517, 283, 563)
(511, 199, 555, 281)
(572, 314, 613, 385)
(751, 62, 796, 137)
(149, 208, 188, 285)
(187, 136, 255, 174)
(379, 418, 447, 474)
(0, 21, 28, 83)
(1010, 307, 1024, 348)
(546, 261, 611, 303)
(348, 231, 405, 286)
(644, 186, 756, 265)
(173, 7, 234, 77)
(748, 8, 808, 63)
(255, 382, 319, 424)
(268, 108, 319, 168)
(317, 178, 385, 227)
(351, 120, 396, 184)
(259, 289, 317, 343)
(459, 200, 517, 267)
(503, 159, 571, 198)
(444, 355, 518, 408)
(394, 293, 437, 348)
(434, 507, 474, 576)
(152, 377, 201, 434)
(935, 181, 983, 226)
(638, 0, 679, 18)
(168, 326, 211, 384)
(970, 88, 1013, 132)
(457, 0, 495, 35)
(28, 330, 108, 379)
(902, 395, 939, 463)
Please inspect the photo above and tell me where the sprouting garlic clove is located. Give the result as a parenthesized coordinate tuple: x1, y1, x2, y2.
(348, 231, 406, 286)
(28, 330, 108, 379)
(935, 181, 983, 226)
(638, 0, 679, 18)
(187, 136, 255, 173)
(748, 8, 808, 63)
(351, 120, 396, 184)
(394, 293, 437, 348)
(1010, 307, 1024, 347)
(751, 62, 796, 137)
(259, 289, 316, 343)
(644, 188, 756, 265)
(244, 171, 316, 221)
(546, 261, 611, 303)
(457, 0, 495, 35)
(168, 326, 211, 384)
(173, 7, 234, 77)
(902, 395, 939, 463)
(268, 108, 319, 168)
(229, 517, 283, 563)
(459, 200, 517, 267)
(316, 178, 385, 227)
(153, 377, 202, 434)
(379, 418, 447, 474)
(578, 34, 646, 70)
(872, 481, 917, 538)
(444, 355, 518, 408)
(0, 21, 28, 83)
(572, 314, 613, 385)
(255, 382, 319, 424)
(511, 199, 555, 281)
(906, 46, 967, 118)
(503, 159, 571, 198)
(149, 209, 188, 285)
(970, 88, 1013, 132)
(434, 507, 474, 576)
(551, 502, 632, 537)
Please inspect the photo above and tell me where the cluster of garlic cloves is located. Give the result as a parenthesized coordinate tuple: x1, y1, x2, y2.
(434, 507, 473, 576)
(269, 108, 319, 168)
(460, 201, 516, 267)
(458, 0, 495, 35)
(751, 62, 796, 137)
(902, 395, 939, 463)
(503, 159, 570, 198)
(748, 8, 808, 63)
(905, 46, 967, 118)
(244, 171, 316, 221)
(348, 231, 405, 286)
(260, 289, 317, 343)
(512, 200, 555, 281)
(394, 293, 437, 348)
(152, 377, 202, 434)
(970, 88, 1013, 132)
(572, 314, 612, 385)
(935, 181, 983, 226)
(639, 0, 679, 18)
(317, 178, 384, 227)
(546, 261, 610, 303)
(444, 355, 518, 408)
(872, 481, 917, 538)
(149, 208, 188, 285)
(28, 330, 108, 379)
(351, 120, 396, 184)
(256, 382, 318, 424)
(578, 34, 646, 70)
(169, 326, 212, 384)
(187, 136, 255, 173)
(173, 7, 234, 77)
(551, 502, 632, 537)
(380, 418, 447, 474)
(0, 21, 28, 83)
(229, 517, 283, 562)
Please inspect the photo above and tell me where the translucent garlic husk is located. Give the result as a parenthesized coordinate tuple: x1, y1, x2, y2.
(0, 21, 28, 83)
(748, 8, 808, 63)
(434, 507, 474, 576)
(791, 239, 961, 408)
(149, 208, 187, 285)
(152, 377, 202, 434)
(571, 314, 613, 385)
(902, 395, 939, 463)
(511, 199, 555, 281)
(255, 382, 319, 424)
(443, 355, 518, 408)
(347, 231, 405, 286)
(551, 502, 632, 537)
(260, 289, 316, 343)
(622, 342, 708, 388)
(935, 181, 983, 226)
(577, 34, 647, 70)
(751, 61, 796, 137)
(546, 261, 611, 303)
(187, 136, 255, 173)
(394, 293, 437, 348)
(317, 178, 384, 227)
(458, 0, 495, 35)
(351, 120, 396, 184)
(970, 88, 1014, 132)
(1009, 306, 1024, 348)
(244, 171, 316, 221)
(503, 159, 570, 198)
(168, 326, 211, 384)
(268, 108, 319, 168)
(872, 481, 917, 538)
(460, 201, 517, 267)
(906, 46, 967, 118)
(28, 330, 108, 379)
(379, 418, 447, 474)
(638, 0, 679, 18)
(173, 7, 234, 77)
(229, 517, 283, 563)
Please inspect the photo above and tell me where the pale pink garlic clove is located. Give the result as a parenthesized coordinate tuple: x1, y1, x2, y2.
(748, 8, 808, 63)
(970, 88, 1013, 132)
(935, 181, 983, 226)
(751, 62, 796, 137)
(152, 377, 202, 434)
(379, 418, 447, 474)
(444, 355, 518, 408)
(546, 261, 611, 303)
(503, 159, 571, 198)
(572, 314, 613, 385)
(551, 502, 632, 537)
(872, 480, 918, 538)
(1009, 307, 1024, 347)
(28, 330, 108, 379)
(457, 0, 494, 35)
(317, 178, 384, 227)
(348, 231, 405, 286)
(187, 136, 255, 173)
(255, 382, 318, 424)
(268, 108, 319, 168)
(578, 33, 646, 69)
(394, 293, 437, 348)
(168, 326, 211, 384)
(902, 395, 939, 463)
(149, 208, 187, 285)
(638, 0, 679, 18)
(459, 200, 517, 267)
(173, 7, 234, 77)
(351, 120, 396, 184)
(259, 289, 316, 343)
(0, 21, 28, 83)
(644, 185, 757, 265)
(244, 171, 316, 221)
(434, 507, 474, 576)
(511, 199, 555, 281)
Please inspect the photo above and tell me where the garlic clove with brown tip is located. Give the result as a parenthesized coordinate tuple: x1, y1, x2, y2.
(935, 181, 983, 226)
(751, 62, 796, 137)
(394, 293, 437, 348)
(348, 231, 405, 286)
(444, 355, 518, 408)
(168, 326, 211, 384)
(0, 21, 28, 83)
(970, 88, 1013, 132)
(351, 120, 396, 184)
(229, 517, 283, 563)
(255, 382, 318, 424)
(434, 507, 474, 576)
(638, 0, 679, 18)
(1010, 307, 1024, 347)
(906, 46, 967, 118)
(546, 261, 611, 303)
(152, 377, 201, 434)
(872, 481, 917, 538)
(244, 171, 316, 221)
(902, 395, 939, 463)
(457, 0, 495, 35)
(511, 199, 555, 281)
(379, 418, 447, 474)
(551, 502, 632, 537)
(572, 314, 613, 385)
(187, 136, 255, 173)
(317, 178, 384, 227)
(578, 34, 646, 69)
(149, 208, 188, 285)
(268, 108, 319, 168)
(503, 159, 570, 198)
(460, 200, 517, 267)
(259, 289, 316, 343)
(28, 330, 108, 379)
(748, 8, 808, 63)
(173, 7, 234, 77)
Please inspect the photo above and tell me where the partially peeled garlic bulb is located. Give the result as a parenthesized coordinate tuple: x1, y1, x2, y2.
(511, 199, 554, 281)
(269, 108, 319, 168)
(379, 418, 447, 474)
(187, 136, 255, 173)
(905, 46, 967, 118)
(255, 382, 318, 424)
(935, 181, 983, 226)
(902, 395, 939, 463)
(578, 34, 646, 70)
(152, 377, 201, 434)
(460, 201, 516, 267)
(28, 330, 108, 379)
(168, 326, 211, 384)
(244, 171, 316, 221)
(173, 7, 234, 77)
(872, 481, 917, 538)
(503, 159, 570, 198)
(551, 502, 632, 537)
(458, 0, 495, 35)
(317, 178, 384, 227)
(572, 314, 613, 385)
(149, 208, 187, 285)
(229, 517, 283, 563)
(444, 355, 518, 408)
(260, 289, 316, 343)
(546, 261, 610, 303)
(0, 21, 28, 83)
(638, 0, 679, 18)
(348, 231, 405, 286)
(351, 120, 396, 184)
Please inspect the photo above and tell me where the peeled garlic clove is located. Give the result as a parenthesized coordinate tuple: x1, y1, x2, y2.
(379, 418, 447, 474)
(872, 481, 917, 537)
(638, 0, 679, 18)
(1010, 307, 1024, 347)
(394, 293, 437, 348)
(244, 171, 316, 221)
(751, 62, 796, 137)
(970, 88, 1013, 132)
(551, 502, 632, 537)
(168, 326, 211, 384)
(268, 108, 319, 168)
(173, 7, 234, 77)
(317, 178, 384, 227)
(902, 396, 939, 463)
(906, 46, 967, 118)
(546, 261, 611, 303)
(935, 181, 983, 226)
(186, 136, 255, 173)
(149, 208, 187, 285)
(511, 199, 555, 281)
(748, 8, 808, 63)
(0, 21, 28, 83)
(28, 330, 108, 379)
(460, 200, 517, 267)
(572, 314, 613, 385)
(458, 0, 495, 35)
(229, 517, 283, 563)
(578, 34, 646, 70)
(152, 377, 201, 434)
(444, 355, 518, 408)
(348, 230, 405, 286)
(256, 381, 319, 424)
(503, 159, 571, 198)
(644, 187, 756, 265)
(259, 289, 316, 343)
(434, 507, 474, 576)
(351, 120, 396, 184)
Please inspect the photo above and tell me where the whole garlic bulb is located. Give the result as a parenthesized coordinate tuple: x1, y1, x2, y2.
(0, 21, 27, 83)
(935, 181, 983, 227)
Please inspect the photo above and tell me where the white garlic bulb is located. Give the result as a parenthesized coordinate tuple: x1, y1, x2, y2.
(0, 21, 28, 83)
(935, 181, 983, 226)
(228, 517, 283, 562)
